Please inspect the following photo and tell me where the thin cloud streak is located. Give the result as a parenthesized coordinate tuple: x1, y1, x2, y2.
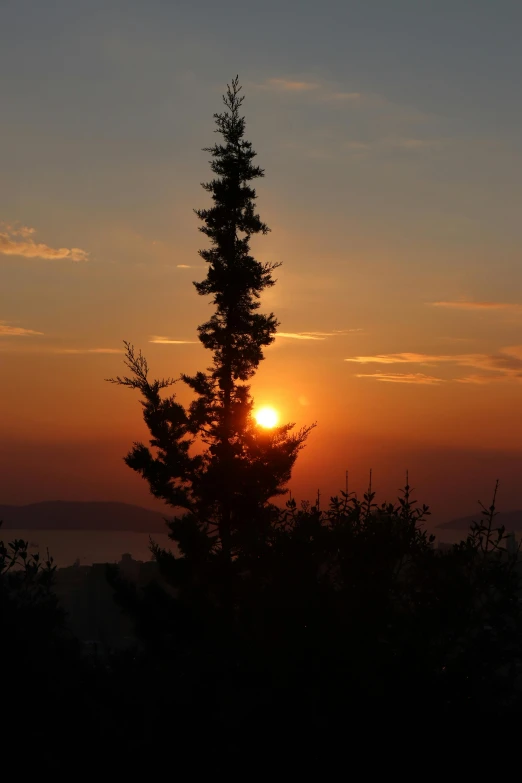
(55, 348, 124, 355)
(347, 347, 522, 384)
(277, 332, 325, 341)
(0, 346, 124, 355)
(393, 138, 443, 150)
(149, 336, 197, 344)
(0, 224, 88, 262)
(456, 375, 508, 385)
(258, 78, 362, 104)
(303, 329, 361, 336)
(261, 78, 319, 92)
(327, 91, 361, 101)
(0, 322, 43, 336)
(278, 328, 360, 341)
(430, 301, 522, 311)
(356, 372, 444, 385)
(346, 352, 451, 365)
(504, 345, 522, 359)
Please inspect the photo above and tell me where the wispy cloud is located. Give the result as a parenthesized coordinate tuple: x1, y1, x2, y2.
(84, 348, 123, 354)
(278, 328, 360, 341)
(341, 137, 445, 157)
(346, 352, 448, 365)
(5, 225, 35, 238)
(258, 78, 452, 164)
(456, 374, 507, 385)
(56, 348, 124, 355)
(392, 138, 443, 150)
(261, 78, 319, 93)
(345, 141, 371, 151)
(277, 332, 326, 341)
(327, 91, 361, 102)
(149, 336, 197, 344)
(0, 224, 88, 262)
(430, 300, 522, 311)
(0, 321, 43, 337)
(503, 345, 522, 359)
(356, 372, 444, 385)
(258, 78, 362, 104)
(346, 347, 522, 384)
(176, 264, 192, 269)
(323, 328, 362, 335)
(0, 344, 124, 355)
(439, 336, 475, 343)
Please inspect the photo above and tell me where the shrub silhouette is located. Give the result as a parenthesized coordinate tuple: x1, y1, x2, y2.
(0, 529, 66, 669)
(108, 477, 522, 752)
(0, 526, 94, 764)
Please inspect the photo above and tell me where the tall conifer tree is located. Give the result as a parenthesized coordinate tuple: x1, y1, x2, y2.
(110, 78, 312, 559)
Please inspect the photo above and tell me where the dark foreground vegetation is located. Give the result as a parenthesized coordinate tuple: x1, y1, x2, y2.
(4, 79, 522, 765)
(3, 485, 522, 767)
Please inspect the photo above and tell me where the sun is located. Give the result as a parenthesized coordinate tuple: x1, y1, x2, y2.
(254, 405, 279, 429)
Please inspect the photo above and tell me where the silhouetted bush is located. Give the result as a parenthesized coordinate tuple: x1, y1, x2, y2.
(0, 527, 123, 769)
(106, 478, 522, 757)
(4, 477, 522, 767)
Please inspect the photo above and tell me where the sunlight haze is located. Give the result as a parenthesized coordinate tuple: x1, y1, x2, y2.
(2, 0, 522, 523)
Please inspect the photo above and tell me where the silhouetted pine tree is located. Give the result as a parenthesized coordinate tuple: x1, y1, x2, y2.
(109, 77, 312, 560)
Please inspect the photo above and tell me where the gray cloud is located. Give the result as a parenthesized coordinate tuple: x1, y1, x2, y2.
(392, 138, 443, 150)
(258, 78, 362, 105)
(261, 78, 320, 93)
(327, 91, 361, 101)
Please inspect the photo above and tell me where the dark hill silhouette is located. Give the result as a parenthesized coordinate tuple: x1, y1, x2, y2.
(0, 501, 167, 532)
(437, 509, 522, 531)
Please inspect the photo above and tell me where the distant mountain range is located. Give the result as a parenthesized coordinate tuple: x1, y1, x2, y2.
(437, 510, 522, 531)
(0, 501, 168, 533)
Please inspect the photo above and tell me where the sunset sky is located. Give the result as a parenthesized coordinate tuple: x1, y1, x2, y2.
(2, 0, 522, 524)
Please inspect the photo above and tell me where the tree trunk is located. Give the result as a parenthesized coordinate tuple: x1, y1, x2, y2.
(220, 333, 233, 561)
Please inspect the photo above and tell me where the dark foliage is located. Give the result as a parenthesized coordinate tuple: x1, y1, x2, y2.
(107, 479, 522, 754)
(1, 529, 64, 667)
(0, 526, 91, 764)
(5, 480, 522, 767)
